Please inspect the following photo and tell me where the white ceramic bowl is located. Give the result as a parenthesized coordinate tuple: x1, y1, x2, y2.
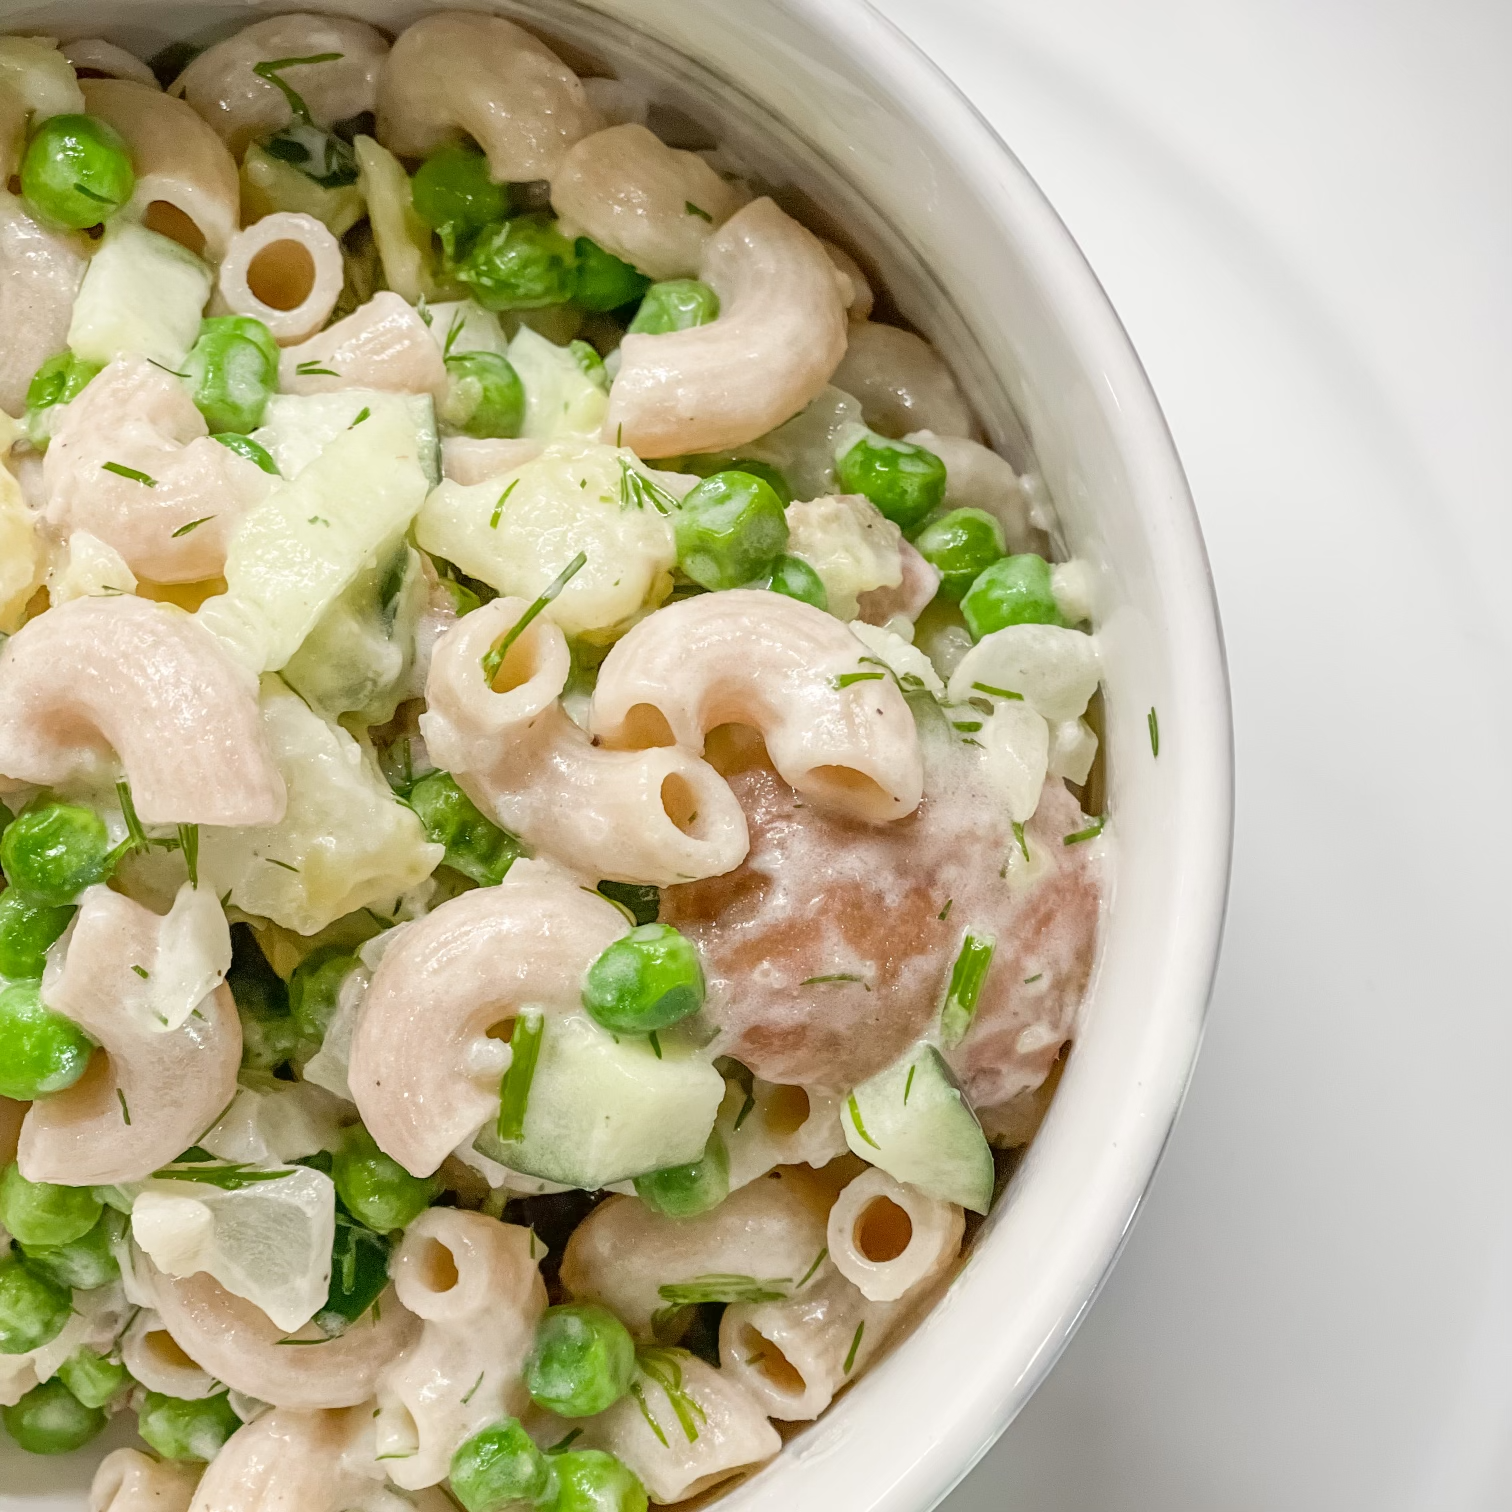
(0, 3, 1233, 1508)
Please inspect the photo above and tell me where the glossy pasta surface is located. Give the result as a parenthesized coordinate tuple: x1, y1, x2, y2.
(0, 15, 1107, 1508)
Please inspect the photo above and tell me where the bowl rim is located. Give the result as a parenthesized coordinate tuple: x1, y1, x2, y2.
(707, 1, 1235, 1507)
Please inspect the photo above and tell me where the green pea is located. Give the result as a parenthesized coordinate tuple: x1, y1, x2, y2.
(0, 982, 93, 1101)
(960, 553, 1067, 640)
(725, 458, 791, 506)
(56, 1346, 129, 1409)
(441, 351, 526, 439)
(332, 1125, 439, 1234)
(0, 892, 74, 979)
(573, 238, 650, 313)
(21, 1209, 123, 1291)
(20, 114, 135, 230)
(211, 432, 279, 474)
(550, 1449, 648, 1512)
(634, 1129, 729, 1218)
(524, 1304, 636, 1418)
(836, 432, 947, 532)
(313, 1212, 391, 1337)
(408, 771, 523, 888)
(673, 470, 789, 591)
(1, 1377, 105, 1454)
(626, 279, 719, 336)
(449, 1416, 552, 1512)
(455, 217, 578, 311)
(287, 946, 359, 1045)
(0, 802, 112, 906)
(912, 507, 1005, 601)
(412, 143, 509, 258)
(0, 1162, 101, 1248)
(184, 316, 280, 435)
(0, 1253, 71, 1355)
(24, 351, 102, 447)
(765, 554, 827, 612)
(136, 1389, 241, 1462)
(569, 339, 609, 392)
(582, 923, 704, 1035)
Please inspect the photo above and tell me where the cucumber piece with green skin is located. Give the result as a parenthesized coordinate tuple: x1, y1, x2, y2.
(841, 1044, 994, 1213)
(475, 1014, 724, 1190)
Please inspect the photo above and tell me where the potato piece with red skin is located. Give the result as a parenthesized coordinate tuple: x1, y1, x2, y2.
(660, 743, 1100, 1105)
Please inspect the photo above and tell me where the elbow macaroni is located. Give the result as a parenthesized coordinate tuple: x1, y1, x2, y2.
(151, 1266, 419, 1410)
(81, 78, 240, 262)
(420, 598, 748, 886)
(559, 1172, 829, 1339)
(605, 197, 849, 458)
(277, 291, 447, 400)
(348, 863, 628, 1177)
(583, 1354, 779, 1503)
(0, 594, 284, 825)
(376, 13, 600, 184)
(43, 355, 273, 583)
(91, 1449, 200, 1512)
(551, 123, 746, 281)
(217, 213, 344, 343)
(590, 589, 925, 824)
(173, 15, 388, 155)
(374, 1210, 546, 1488)
(19, 884, 240, 1185)
(824, 1167, 965, 1302)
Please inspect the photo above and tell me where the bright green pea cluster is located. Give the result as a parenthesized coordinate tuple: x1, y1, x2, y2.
(551, 1449, 648, 1512)
(913, 508, 1005, 600)
(0, 1250, 72, 1355)
(0, 1162, 101, 1248)
(627, 279, 719, 335)
(0, 801, 113, 906)
(2, 1377, 105, 1455)
(634, 1129, 730, 1218)
(287, 945, 360, 1045)
(765, 554, 827, 611)
(24, 351, 102, 448)
(524, 1304, 637, 1418)
(451, 1416, 554, 1511)
(408, 770, 524, 887)
(412, 143, 511, 260)
(449, 1422, 647, 1512)
(582, 923, 705, 1035)
(441, 350, 526, 439)
(573, 238, 650, 312)
(0, 891, 75, 979)
(836, 431, 947, 532)
(332, 1125, 439, 1234)
(136, 1389, 241, 1462)
(959, 553, 1067, 639)
(455, 217, 579, 311)
(20, 114, 135, 230)
(56, 1347, 129, 1409)
(183, 316, 280, 435)
(673, 470, 789, 591)
(0, 982, 94, 1102)
(20, 1208, 122, 1291)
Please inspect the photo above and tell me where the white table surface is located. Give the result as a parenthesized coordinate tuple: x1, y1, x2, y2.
(867, 1, 1512, 1508)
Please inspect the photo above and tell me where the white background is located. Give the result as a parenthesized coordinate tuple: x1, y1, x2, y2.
(869, 2, 1512, 1508)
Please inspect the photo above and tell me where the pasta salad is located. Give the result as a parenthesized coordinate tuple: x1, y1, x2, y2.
(0, 13, 1107, 1510)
